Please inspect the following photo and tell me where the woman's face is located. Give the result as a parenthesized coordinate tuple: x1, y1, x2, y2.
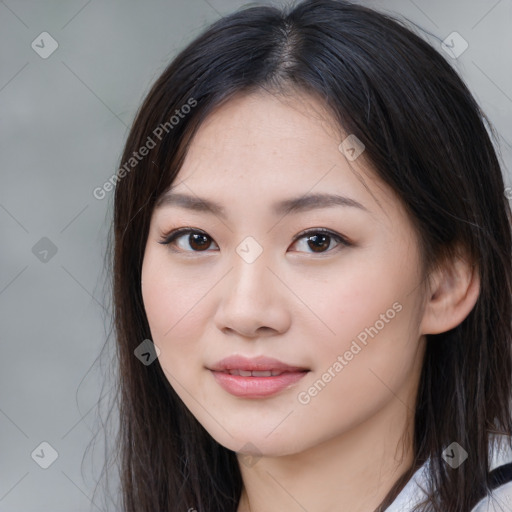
(141, 90, 429, 457)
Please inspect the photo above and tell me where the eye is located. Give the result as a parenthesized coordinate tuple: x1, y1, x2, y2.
(158, 227, 351, 254)
(158, 228, 218, 253)
(290, 228, 350, 254)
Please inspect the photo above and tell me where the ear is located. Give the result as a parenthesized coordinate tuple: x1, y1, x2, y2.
(420, 252, 480, 335)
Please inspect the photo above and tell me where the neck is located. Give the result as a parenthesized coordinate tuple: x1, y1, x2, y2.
(236, 397, 416, 512)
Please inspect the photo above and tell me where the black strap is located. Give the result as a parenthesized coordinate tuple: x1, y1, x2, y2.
(489, 462, 512, 490)
(469, 463, 512, 509)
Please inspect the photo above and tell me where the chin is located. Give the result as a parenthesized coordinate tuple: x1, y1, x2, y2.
(200, 417, 312, 458)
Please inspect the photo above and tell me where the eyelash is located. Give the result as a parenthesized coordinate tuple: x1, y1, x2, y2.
(157, 227, 352, 255)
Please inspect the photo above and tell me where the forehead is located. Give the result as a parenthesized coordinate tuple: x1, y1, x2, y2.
(162, 90, 401, 222)
(185, 90, 342, 160)
(174, 92, 360, 188)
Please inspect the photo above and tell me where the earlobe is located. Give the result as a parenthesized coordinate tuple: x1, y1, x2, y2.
(420, 256, 480, 335)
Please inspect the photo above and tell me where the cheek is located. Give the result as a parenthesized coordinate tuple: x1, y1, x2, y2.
(141, 277, 207, 397)
(290, 295, 422, 444)
(295, 250, 418, 351)
(293, 244, 424, 396)
(141, 253, 208, 358)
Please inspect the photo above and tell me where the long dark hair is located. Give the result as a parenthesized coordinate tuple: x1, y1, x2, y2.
(101, 1, 512, 510)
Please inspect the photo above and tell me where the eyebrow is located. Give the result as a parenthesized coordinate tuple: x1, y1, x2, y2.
(155, 191, 369, 218)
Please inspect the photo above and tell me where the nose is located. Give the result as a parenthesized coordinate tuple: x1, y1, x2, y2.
(213, 250, 292, 339)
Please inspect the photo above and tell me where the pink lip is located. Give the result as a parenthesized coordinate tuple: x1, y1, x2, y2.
(208, 355, 309, 398)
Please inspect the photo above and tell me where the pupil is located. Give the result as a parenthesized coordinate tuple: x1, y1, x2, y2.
(308, 234, 329, 252)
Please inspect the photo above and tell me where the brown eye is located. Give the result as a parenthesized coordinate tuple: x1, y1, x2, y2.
(290, 229, 349, 254)
(158, 229, 219, 253)
(187, 232, 212, 251)
(305, 233, 331, 253)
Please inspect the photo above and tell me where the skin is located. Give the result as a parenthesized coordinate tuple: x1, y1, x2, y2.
(141, 90, 480, 512)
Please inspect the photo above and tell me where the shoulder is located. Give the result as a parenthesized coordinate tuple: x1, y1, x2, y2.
(471, 436, 512, 512)
(387, 434, 512, 512)
(470, 433, 512, 512)
(470, 481, 512, 512)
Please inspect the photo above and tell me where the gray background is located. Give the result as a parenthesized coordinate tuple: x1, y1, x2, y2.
(1, 0, 511, 511)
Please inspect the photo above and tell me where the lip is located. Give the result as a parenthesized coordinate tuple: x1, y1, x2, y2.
(208, 355, 309, 398)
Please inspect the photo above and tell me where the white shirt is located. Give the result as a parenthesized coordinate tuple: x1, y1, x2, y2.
(386, 435, 512, 512)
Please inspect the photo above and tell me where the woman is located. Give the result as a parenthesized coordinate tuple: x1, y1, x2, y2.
(106, 0, 512, 510)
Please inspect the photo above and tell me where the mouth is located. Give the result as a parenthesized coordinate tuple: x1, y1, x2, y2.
(219, 369, 297, 377)
(208, 355, 310, 398)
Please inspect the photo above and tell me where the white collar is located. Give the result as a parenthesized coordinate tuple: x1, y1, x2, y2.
(386, 434, 512, 512)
